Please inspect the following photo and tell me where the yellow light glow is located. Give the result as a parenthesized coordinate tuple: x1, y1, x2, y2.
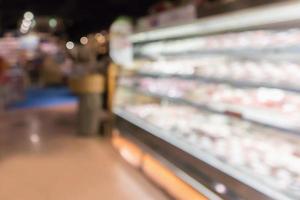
(95, 33, 106, 44)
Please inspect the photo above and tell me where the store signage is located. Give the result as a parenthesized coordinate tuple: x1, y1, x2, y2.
(136, 4, 197, 32)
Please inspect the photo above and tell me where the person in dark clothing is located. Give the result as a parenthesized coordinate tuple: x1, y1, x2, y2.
(96, 52, 111, 110)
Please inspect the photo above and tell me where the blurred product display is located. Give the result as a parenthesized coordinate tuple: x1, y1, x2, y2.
(0, 36, 26, 111)
(113, 1, 300, 200)
(135, 29, 300, 54)
(135, 58, 300, 90)
(119, 77, 300, 131)
(120, 102, 300, 197)
(0, 30, 75, 112)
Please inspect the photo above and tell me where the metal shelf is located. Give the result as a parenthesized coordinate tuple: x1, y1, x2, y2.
(131, 1, 300, 43)
(165, 46, 300, 58)
(120, 85, 300, 136)
(135, 45, 300, 61)
(115, 109, 295, 200)
(134, 72, 300, 94)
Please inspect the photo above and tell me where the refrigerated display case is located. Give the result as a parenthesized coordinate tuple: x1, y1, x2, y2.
(113, 1, 300, 200)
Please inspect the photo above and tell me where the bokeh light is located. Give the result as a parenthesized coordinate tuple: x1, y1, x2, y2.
(49, 18, 57, 28)
(24, 11, 34, 21)
(66, 41, 75, 50)
(80, 36, 88, 45)
(31, 20, 36, 28)
(22, 19, 32, 27)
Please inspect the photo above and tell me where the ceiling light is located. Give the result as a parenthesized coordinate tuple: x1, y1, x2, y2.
(80, 36, 88, 45)
(21, 24, 30, 31)
(66, 41, 75, 50)
(24, 11, 34, 21)
(49, 18, 57, 28)
(22, 19, 32, 27)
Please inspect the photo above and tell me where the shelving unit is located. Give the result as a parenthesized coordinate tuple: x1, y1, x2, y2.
(115, 109, 295, 200)
(130, 1, 300, 43)
(135, 46, 300, 58)
(113, 1, 300, 200)
(119, 85, 300, 136)
(134, 72, 300, 93)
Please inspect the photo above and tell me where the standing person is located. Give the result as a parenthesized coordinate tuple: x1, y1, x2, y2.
(0, 56, 9, 80)
(30, 46, 45, 86)
(71, 45, 104, 137)
(95, 47, 111, 110)
(61, 54, 74, 85)
(94, 40, 115, 136)
(0, 56, 9, 111)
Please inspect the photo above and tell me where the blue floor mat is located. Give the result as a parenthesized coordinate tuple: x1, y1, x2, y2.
(10, 87, 78, 109)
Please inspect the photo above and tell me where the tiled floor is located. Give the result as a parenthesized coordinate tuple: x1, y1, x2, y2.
(0, 104, 169, 200)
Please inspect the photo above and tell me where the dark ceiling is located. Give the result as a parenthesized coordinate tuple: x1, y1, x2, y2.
(0, 0, 160, 40)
